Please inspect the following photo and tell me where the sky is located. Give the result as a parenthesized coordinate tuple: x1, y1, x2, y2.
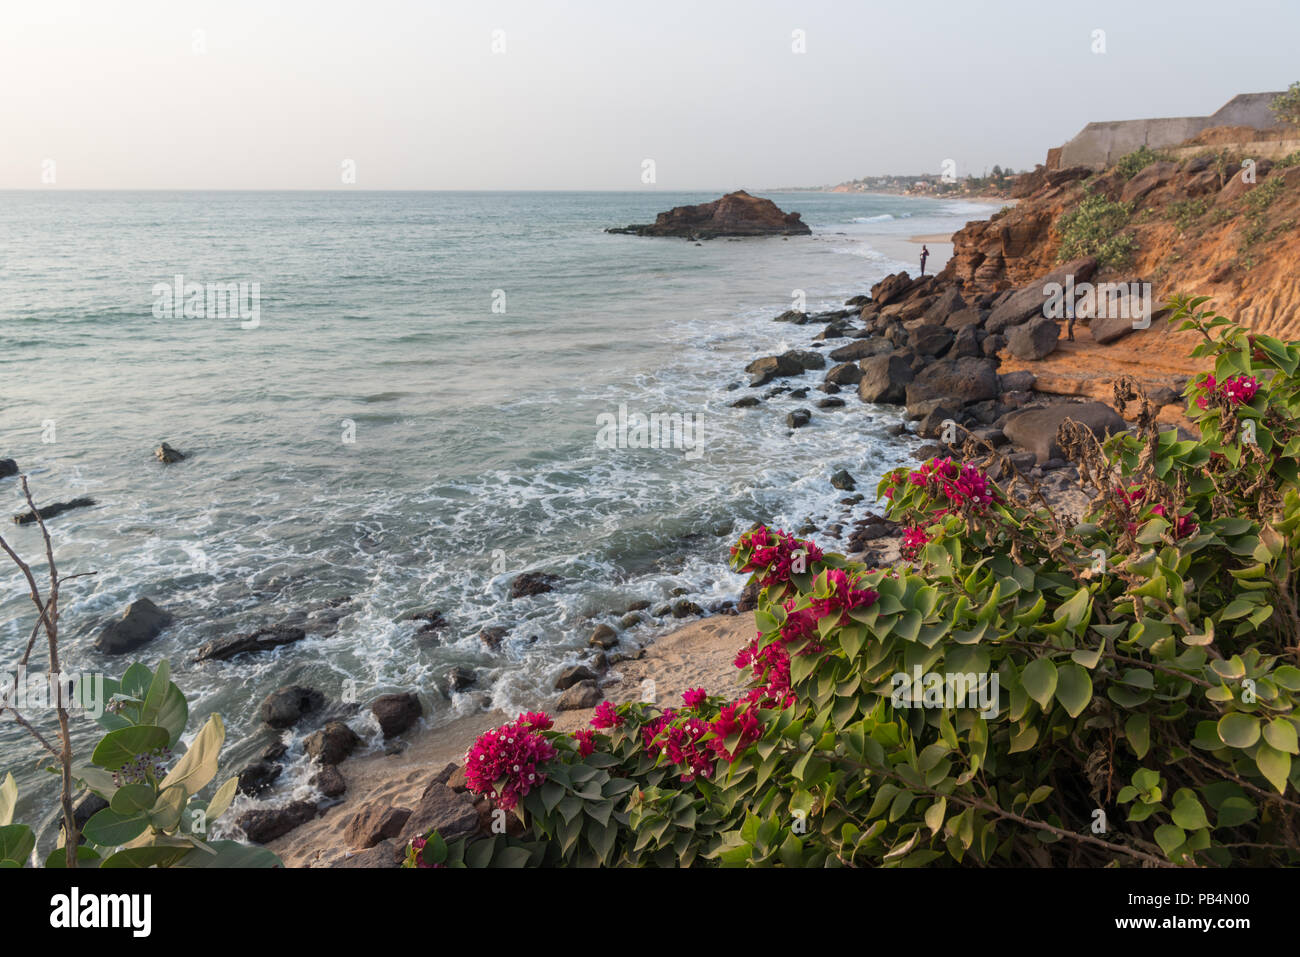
(0, 0, 1296, 190)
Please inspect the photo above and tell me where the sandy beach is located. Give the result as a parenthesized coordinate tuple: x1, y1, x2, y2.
(270, 614, 755, 867)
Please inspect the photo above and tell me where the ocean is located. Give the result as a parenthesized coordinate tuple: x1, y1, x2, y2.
(0, 189, 997, 833)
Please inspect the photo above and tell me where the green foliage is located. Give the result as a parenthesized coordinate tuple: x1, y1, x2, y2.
(1239, 174, 1290, 255)
(409, 296, 1300, 868)
(2, 661, 279, 868)
(1056, 194, 1136, 269)
(1270, 82, 1300, 129)
(1276, 151, 1300, 169)
(1114, 145, 1171, 179)
(1168, 198, 1208, 233)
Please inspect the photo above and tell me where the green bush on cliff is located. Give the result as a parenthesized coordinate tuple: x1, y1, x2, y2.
(1056, 194, 1136, 270)
(408, 297, 1300, 867)
(1114, 145, 1171, 179)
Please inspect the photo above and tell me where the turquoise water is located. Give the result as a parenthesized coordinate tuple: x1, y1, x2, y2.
(0, 189, 995, 830)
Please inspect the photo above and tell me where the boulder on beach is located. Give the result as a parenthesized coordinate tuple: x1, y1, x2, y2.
(0, 459, 17, 479)
(1003, 402, 1127, 465)
(558, 679, 602, 710)
(745, 353, 805, 386)
(95, 598, 173, 655)
(371, 692, 423, 738)
(1006, 316, 1060, 360)
(304, 721, 362, 766)
(399, 778, 481, 846)
(237, 760, 283, 797)
(237, 800, 319, 844)
(904, 357, 1000, 408)
(606, 190, 811, 238)
(344, 804, 412, 850)
(828, 338, 892, 363)
(985, 258, 1097, 335)
(857, 353, 915, 405)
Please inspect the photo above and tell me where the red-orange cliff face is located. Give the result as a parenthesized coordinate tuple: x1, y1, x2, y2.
(935, 132, 1300, 407)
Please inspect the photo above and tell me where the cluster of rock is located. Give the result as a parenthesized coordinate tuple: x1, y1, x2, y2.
(607, 190, 811, 239)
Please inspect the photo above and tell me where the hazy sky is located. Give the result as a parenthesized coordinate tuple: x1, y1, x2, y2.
(1, 0, 1295, 190)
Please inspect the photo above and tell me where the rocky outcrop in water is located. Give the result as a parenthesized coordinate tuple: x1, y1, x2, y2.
(95, 598, 173, 655)
(607, 190, 811, 239)
(11, 497, 95, 525)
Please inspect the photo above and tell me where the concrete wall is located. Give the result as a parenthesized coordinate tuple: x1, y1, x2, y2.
(1053, 92, 1285, 169)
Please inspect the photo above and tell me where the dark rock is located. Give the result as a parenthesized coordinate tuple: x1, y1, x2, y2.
(944, 308, 986, 332)
(999, 371, 1037, 393)
(344, 805, 412, 850)
(313, 765, 346, 798)
(786, 409, 812, 429)
(510, 572, 560, 599)
(817, 397, 845, 409)
(155, 442, 185, 463)
(985, 258, 1098, 334)
(918, 406, 961, 440)
(618, 611, 643, 629)
(787, 387, 809, 399)
(908, 323, 954, 357)
(195, 625, 306, 662)
(1006, 317, 1059, 360)
(399, 780, 481, 845)
(730, 396, 760, 408)
(830, 469, 856, 491)
(237, 760, 282, 797)
(824, 361, 864, 386)
(335, 839, 402, 868)
(66, 793, 108, 845)
(95, 598, 173, 655)
(260, 685, 326, 728)
(672, 599, 703, 618)
(781, 349, 825, 371)
(261, 741, 289, 762)
(772, 309, 807, 323)
(478, 625, 508, 650)
(558, 680, 602, 710)
(1121, 161, 1178, 203)
(857, 353, 915, 404)
(746, 353, 805, 386)
(446, 667, 477, 692)
(923, 286, 965, 323)
(1003, 402, 1127, 464)
(949, 324, 981, 358)
(972, 427, 1008, 448)
(905, 357, 1000, 407)
(372, 692, 422, 738)
(0, 459, 18, 479)
(304, 721, 362, 765)
(588, 624, 618, 649)
(555, 664, 597, 691)
(12, 497, 96, 525)
(238, 800, 318, 844)
(625, 599, 652, 612)
(829, 338, 892, 363)
(981, 333, 1006, 357)
(607, 190, 811, 238)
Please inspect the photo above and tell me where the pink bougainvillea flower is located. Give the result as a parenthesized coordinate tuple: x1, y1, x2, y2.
(590, 700, 622, 730)
(464, 712, 558, 810)
(682, 687, 707, 708)
(572, 729, 596, 757)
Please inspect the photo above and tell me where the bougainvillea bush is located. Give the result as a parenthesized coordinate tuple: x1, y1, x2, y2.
(408, 295, 1300, 867)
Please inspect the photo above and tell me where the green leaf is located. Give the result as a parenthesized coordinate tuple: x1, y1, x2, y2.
(1125, 713, 1151, 759)
(101, 846, 192, 868)
(82, 807, 150, 847)
(44, 845, 101, 868)
(92, 725, 171, 772)
(1216, 713, 1261, 749)
(1055, 664, 1092, 718)
(206, 777, 239, 823)
(159, 713, 225, 796)
(1214, 797, 1256, 829)
(0, 824, 35, 864)
(175, 840, 281, 868)
(1263, 718, 1299, 755)
(1255, 743, 1292, 794)
(1171, 796, 1209, 830)
(1153, 824, 1186, 858)
(110, 783, 157, 816)
(1021, 658, 1058, 709)
(0, 773, 16, 827)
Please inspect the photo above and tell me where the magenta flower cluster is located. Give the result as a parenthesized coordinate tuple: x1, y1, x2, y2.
(1196, 373, 1259, 409)
(464, 711, 558, 810)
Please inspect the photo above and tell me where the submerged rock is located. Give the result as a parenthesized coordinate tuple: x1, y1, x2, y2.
(195, 625, 306, 662)
(12, 497, 95, 525)
(510, 572, 560, 599)
(371, 692, 422, 738)
(154, 442, 185, 463)
(95, 598, 173, 655)
(260, 685, 326, 728)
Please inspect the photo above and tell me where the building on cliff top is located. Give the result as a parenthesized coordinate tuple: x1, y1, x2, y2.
(1049, 92, 1288, 170)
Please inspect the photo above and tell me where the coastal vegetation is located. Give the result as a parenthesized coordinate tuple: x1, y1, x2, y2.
(1055, 192, 1136, 270)
(405, 298, 1300, 867)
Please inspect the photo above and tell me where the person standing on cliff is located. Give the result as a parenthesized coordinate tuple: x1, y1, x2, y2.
(919, 245, 930, 276)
